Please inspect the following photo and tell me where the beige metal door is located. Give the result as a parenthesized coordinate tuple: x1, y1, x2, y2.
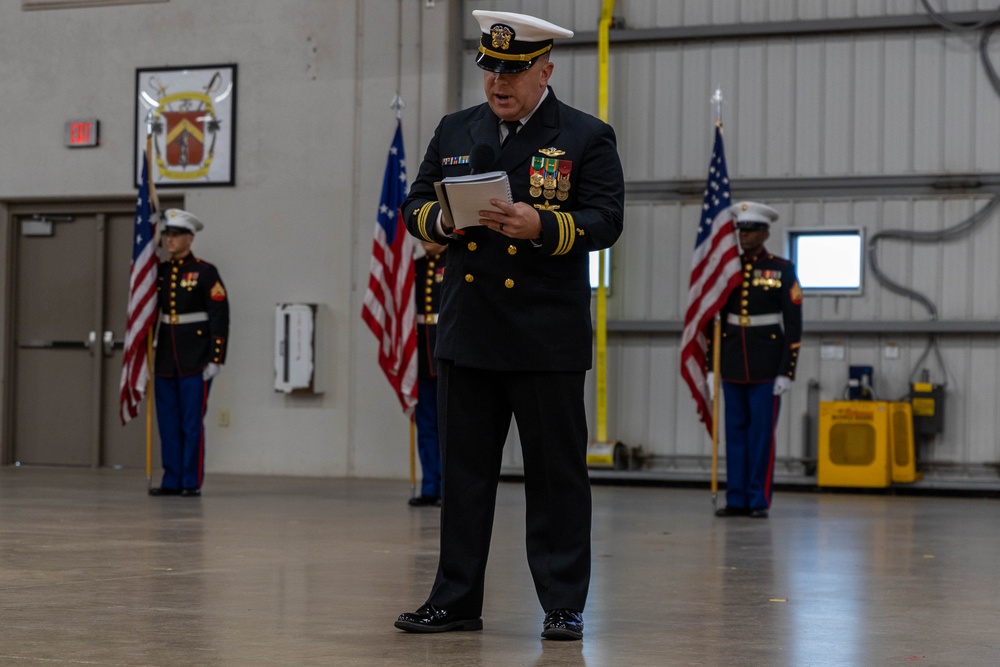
(102, 210, 157, 469)
(12, 203, 163, 468)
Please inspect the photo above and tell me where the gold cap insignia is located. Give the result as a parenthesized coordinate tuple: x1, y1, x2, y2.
(491, 24, 513, 51)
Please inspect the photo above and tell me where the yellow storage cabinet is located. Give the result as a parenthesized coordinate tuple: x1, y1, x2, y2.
(818, 401, 893, 488)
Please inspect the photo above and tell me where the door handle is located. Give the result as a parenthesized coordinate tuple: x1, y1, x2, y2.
(103, 331, 114, 357)
(87, 331, 97, 355)
(18, 338, 91, 350)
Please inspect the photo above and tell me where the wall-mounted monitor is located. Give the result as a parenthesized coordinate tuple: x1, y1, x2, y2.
(590, 249, 611, 293)
(786, 228, 864, 295)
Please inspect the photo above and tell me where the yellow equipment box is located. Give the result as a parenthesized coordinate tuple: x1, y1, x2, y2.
(818, 401, 894, 488)
(888, 401, 921, 483)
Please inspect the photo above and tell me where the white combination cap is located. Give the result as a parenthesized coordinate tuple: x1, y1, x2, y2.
(473, 10, 574, 74)
(161, 208, 204, 234)
(731, 201, 779, 229)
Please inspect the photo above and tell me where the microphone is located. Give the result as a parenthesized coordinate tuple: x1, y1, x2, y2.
(468, 143, 496, 174)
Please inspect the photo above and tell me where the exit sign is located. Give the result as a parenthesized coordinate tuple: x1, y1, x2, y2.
(65, 118, 99, 148)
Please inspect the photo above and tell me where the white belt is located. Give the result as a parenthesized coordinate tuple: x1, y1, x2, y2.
(727, 313, 782, 327)
(416, 313, 438, 325)
(161, 311, 209, 325)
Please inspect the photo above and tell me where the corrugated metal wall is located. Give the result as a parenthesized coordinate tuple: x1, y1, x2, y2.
(456, 1, 1000, 481)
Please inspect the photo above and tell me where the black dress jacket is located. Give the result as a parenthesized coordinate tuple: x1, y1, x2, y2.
(415, 250, 445, 380)
(712, 248, 803, 383)
(154, 253, 230, 378)
(402, 88, 625, 372)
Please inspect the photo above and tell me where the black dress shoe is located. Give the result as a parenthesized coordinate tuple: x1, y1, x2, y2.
(394, 604, 482, 633)
(407, 495, 441, 507)
(180, 489, 201, 497)
(714, 506, 750, 517)
(148, 487, 181, 497)
(541, 608, 584, 641)
(749, 508, 769, 518)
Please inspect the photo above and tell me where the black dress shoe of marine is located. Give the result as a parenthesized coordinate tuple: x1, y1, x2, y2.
(148, 487, 181, 497)
(749, 508, 769, 518)
(541, 608, 584, 641)
(394, 604, 483, 633)
(180, 488, 201, 497)
(714, 506, 750, 517)
(407, 495, 441, 507)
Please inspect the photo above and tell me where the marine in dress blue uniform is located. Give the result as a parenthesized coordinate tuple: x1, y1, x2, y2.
(395, 11, 624, 641)
(710, 202, 803, 518)
(409, 242, 446, 507)
(149, 209, 229, 498)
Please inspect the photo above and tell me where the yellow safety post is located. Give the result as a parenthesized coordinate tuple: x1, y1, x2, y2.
(586, 0, 619, 468)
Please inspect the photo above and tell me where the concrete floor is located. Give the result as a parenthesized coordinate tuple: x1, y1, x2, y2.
(1, 467, 998, 666)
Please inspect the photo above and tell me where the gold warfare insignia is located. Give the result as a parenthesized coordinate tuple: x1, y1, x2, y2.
(491, 24, 513, 50)
(538, 147, 566, 157)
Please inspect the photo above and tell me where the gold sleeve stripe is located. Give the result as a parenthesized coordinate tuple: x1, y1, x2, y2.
(553, 211, 576, 255)
(555, 212, 568, 255)
(415, 202, 436, 242)
(553, 212, 565, 255)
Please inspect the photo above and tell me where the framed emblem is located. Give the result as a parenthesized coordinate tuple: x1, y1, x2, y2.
(134, 64, 237, 187)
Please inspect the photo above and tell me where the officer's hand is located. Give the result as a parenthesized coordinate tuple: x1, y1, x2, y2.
(773, 376, 792, 395)
(479, 200, 542, 240)
(707, 372, 715, 401)
(203, 362, 221, 381)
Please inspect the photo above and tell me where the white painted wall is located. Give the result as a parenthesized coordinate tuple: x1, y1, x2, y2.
(0, 0, 454, 479)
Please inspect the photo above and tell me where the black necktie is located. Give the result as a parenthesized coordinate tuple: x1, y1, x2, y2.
(500, 120, 520, 149)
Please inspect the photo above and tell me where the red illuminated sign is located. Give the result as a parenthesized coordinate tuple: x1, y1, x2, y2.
(64, 119, 99, 148)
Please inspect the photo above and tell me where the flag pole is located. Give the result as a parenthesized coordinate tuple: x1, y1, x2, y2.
(709, 89, 725, 510)
(710, 316, 722, 509)
(390, 90, 413, 498)
(145, 334, 154, 486)
(144, 131, 160, 488)
(409, 417, 416, 499)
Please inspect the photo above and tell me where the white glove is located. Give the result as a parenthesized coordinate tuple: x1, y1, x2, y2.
(773, 376, 792, 395)
(202, 362, 221, 381)
(707, 372, 715, 401)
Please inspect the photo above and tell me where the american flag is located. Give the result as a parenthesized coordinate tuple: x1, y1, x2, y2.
(119, 151, 159, 424)
(680, 124, 742, 435)
(362, 121, 417, 414)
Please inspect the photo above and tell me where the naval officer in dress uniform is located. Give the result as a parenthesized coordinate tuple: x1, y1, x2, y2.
(395, 10, 625, 641)
(711, 202, 802, 518)
(149, 209, 229, 498)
